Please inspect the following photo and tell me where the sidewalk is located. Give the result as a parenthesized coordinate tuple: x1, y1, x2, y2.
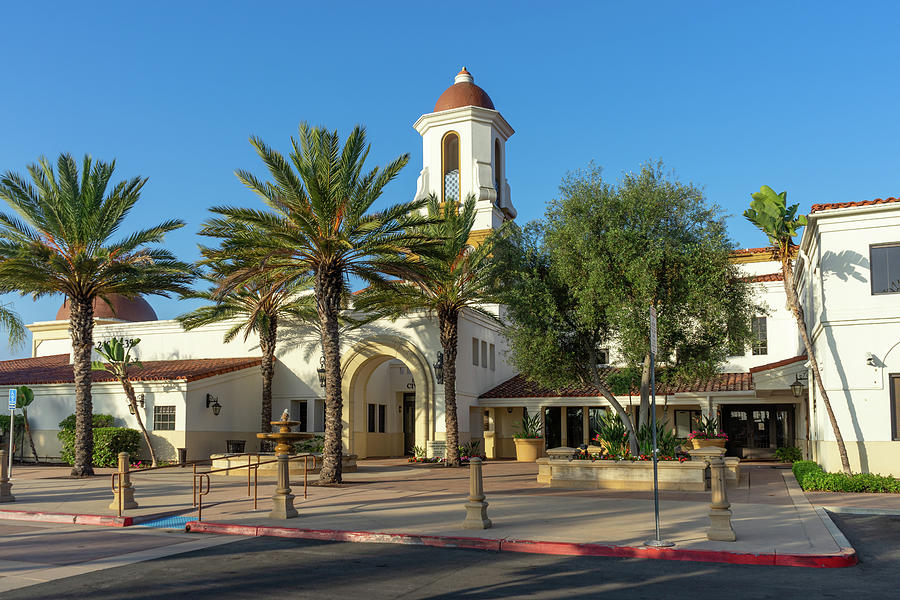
(0, 460, 857, 567)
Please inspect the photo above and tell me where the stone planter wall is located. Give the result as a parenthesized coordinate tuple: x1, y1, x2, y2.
(210, 452, 358, 476)
(536, 456, 709, 491)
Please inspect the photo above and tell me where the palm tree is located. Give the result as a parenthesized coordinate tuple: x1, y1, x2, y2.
(355, 194, 505, 466)
(744, 185, 851, 474)
(0, 302, 26, 349)
(0, 154, 195, 477)
(178, 254, 316, 436)
(91, 337, 159, 467)
(201, 124, 438, 483)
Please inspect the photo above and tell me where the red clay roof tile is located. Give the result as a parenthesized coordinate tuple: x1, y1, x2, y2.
(810, 197, 900, 213)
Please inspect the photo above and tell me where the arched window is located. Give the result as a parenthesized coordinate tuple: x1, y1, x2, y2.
(442, 132, 460, 203)
(494, 139, 502, 205)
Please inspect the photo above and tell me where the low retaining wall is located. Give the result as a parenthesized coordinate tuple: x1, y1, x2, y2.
(210, 453, 358, 476)
(537, 457, 708, 491)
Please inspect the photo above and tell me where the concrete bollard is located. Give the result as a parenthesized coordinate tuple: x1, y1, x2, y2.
(109, 452, 139, 510)
(707, 454, 736, 541)
(462, 457, 492, 529)
(0, 450, 14, 502)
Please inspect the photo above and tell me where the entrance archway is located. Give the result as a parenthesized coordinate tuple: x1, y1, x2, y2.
(341, 335, 435, 458)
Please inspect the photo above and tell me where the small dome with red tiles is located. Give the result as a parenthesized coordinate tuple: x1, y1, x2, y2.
(433, 68, 495, 112)
(56, 295, 158, 322)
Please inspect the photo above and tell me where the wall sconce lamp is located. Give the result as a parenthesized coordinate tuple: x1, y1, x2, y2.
(507, 407, 513, 414)
(866, 352, 877, 367)
(206, 393, 222, 416)
(128, 393, 145, 415)
(433, 352, 444, 385)
(317, 356, 327, 388)
(790, 373, 808, 399)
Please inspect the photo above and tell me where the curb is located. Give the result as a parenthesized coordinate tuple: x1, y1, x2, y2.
(819, 505, 900, 517)
(0, 509, 132, 527)
(184, 521, 857, 568)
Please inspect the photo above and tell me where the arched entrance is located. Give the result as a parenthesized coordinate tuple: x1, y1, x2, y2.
(341, 335, 435, 458)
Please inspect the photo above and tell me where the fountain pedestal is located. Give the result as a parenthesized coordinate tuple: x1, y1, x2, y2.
(257, 413, 313, 520)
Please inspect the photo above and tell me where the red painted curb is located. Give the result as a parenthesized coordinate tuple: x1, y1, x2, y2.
(0, 509, 130, 527)
(184, 522, 856, 568)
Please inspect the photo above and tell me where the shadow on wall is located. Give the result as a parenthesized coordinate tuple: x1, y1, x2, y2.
(821, 250, 869, 284)
(147, 433, 178, 462)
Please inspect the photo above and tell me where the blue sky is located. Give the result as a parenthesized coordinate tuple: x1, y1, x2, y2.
(1, 1, 898, 360)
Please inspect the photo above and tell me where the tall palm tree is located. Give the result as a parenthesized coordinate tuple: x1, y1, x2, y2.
(0, 154, 195, 477)
(178, 252, 317, 436)
(201, 124, 438, 483)
(355, 194, 505, 466)
(91, 337, 158, 467)
(0, 302, 26, 348)
(744, 185, 851, 474)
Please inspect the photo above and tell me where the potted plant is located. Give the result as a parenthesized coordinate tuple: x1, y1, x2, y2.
(689, 415, 728, 449)
(513, 412, 544, 462)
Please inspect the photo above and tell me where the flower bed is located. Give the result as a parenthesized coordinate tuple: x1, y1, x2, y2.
(573, 449, 689, 463)
(793, 460, 900, 493)
(537, 451, 708, 491)
(408, 455, 485, 464)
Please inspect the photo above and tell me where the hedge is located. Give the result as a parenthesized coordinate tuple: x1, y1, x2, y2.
(57, 413, 141, 467)
(792, 460, 900, 493)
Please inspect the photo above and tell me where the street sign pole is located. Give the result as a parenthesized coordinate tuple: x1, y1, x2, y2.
(645, 306, 674, 548)
(7, 389, 16, 477)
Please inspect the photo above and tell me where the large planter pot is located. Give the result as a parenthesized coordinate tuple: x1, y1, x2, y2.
(691, 438, 726, 450)
(514, 438, 544, 462)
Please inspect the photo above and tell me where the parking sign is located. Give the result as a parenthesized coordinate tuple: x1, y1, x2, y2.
(8, 388, 16, 410)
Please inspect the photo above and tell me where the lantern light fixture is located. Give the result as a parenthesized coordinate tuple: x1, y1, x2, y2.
(433, 352, 444, 385)
(206, 393, 222, 416)
(790, 373, 808, 399)
(317, 356, 327, 388)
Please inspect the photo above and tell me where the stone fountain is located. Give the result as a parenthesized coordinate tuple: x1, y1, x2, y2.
(257, 410, 314, 519)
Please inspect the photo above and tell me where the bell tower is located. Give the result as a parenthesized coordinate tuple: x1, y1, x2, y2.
(413, 68, 516, 244)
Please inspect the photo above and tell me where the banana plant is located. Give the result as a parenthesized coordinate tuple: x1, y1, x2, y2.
(15, 385, 39, 463)
(91, 337, 157, 467)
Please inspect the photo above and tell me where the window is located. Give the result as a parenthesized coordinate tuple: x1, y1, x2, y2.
(378, 404, 386, 433)
(481, 340, 488, 368)
(751, 316, 768, 355)
(368, 404, 376, 433)
(674, 410, 702, 438)
(597, 349, 610, 366)
(472, 337, 479, 366)
(566, 407, 584, 447)
(494, 139, 502, 206)
(871, 244, 900, 294)
(489, 343, 496, 371)
(442, 132, 460, 203)
(153, 405, 176, 431)
(892, 375, 900, 441)
(368, 403, 386, 433)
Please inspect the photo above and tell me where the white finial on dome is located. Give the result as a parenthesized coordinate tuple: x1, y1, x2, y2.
(454, 67, 474, 84)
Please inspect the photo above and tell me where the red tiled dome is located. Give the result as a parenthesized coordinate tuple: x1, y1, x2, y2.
(56, 295, 158, 322)
(434, 68, 495, 112)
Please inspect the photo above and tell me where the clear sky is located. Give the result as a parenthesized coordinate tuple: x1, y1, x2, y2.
(1, 1, 898, 360)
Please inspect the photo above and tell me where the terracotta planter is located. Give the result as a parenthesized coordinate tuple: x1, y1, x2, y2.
(691, 438, 726, 450)
(514, 438, 544, 462)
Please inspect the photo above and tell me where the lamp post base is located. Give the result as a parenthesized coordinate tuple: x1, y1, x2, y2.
(643, 539, 675, 548)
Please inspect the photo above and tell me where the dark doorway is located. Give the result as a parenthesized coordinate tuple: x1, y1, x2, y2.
(403, 393, 416, 455)
(544, 407, 561, 449)
(722, 404, 795, 459)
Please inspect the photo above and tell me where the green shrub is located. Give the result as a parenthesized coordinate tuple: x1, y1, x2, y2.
(792, 460, 900, 493)
(58, 421, 141, 467)
(58, 413, 115, 431)
(775, 446, 803, 463)
(292, 435, 325, 454)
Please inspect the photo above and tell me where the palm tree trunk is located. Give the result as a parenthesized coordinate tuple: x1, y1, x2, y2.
(439, 309, 460, 467)
(121, 378, 158, 468)
(317, 265, 343, 484)
(781, 256, 852, 474)
(23, 408, 38, 463)
(259, 317, 278, 435)
(70, 298, 95, 477)
(639, 353, 651, 428)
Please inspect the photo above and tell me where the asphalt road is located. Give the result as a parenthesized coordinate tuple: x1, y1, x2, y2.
(3, 514, 898, 599)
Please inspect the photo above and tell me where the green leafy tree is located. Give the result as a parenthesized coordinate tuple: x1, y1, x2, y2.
(496, 163, 756, 453)
(201, 124, 437, 483)
(179, 252, 317, 435)
(91, 337, 158, 467)
(355, 194, 506, 467)
(744, 185, 851, 474)
(0, 154, 195, 476)
(15, 385, 38, 463)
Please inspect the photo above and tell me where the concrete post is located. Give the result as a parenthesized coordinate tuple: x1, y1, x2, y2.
(707, 454, 736, 541)
(270, 451, 298, 519)
(109, 452, 138, 510)
(462, 457, 492, 529)
(0, 450, 14, 502)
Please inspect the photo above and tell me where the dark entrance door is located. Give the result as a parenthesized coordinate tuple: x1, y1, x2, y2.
(402, 393, 416, 455)
(722, 404, 795, 459)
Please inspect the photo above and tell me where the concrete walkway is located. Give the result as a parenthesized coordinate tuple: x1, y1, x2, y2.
(0, 460, 863, 566)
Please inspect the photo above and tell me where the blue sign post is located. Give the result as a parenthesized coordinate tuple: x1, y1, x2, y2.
(7, 388, 15, 475)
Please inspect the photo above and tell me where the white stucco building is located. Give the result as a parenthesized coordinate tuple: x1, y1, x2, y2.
(0, 69, 897, 476)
